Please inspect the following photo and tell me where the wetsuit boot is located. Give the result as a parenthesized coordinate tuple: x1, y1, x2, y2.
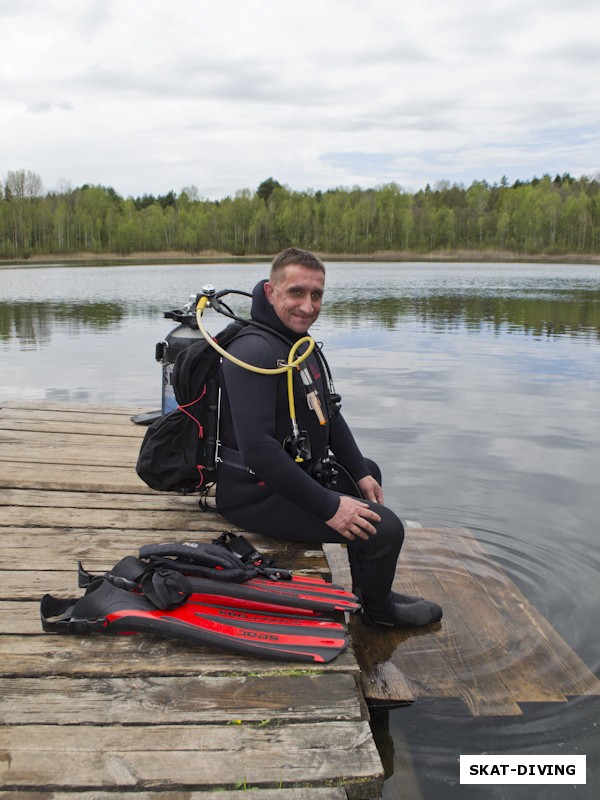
(348, 506, 443, 629)
(361, 595, 443, 628)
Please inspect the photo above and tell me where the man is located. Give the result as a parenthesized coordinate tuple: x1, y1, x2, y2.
(216, 247, 442, 628)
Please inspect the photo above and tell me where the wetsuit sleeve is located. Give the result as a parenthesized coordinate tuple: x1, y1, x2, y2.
(222, 334, 340, 521)
(329, 412, 370, 482)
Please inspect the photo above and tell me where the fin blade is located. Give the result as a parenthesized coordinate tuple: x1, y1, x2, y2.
(106, 606, 348, 663)
(186, 575, 360, 614)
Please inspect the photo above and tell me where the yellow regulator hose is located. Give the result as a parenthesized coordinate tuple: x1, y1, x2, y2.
(196, 294, 315, 375)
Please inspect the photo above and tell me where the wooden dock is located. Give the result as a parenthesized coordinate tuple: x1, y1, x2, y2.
(2, 400, 599, 796)
(0, 401, 382, 799)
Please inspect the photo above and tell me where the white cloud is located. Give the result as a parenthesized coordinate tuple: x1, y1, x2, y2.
(1, 0, 599, 198)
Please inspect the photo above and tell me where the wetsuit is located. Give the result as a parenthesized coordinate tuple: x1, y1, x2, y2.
(215, 279, 405, 613)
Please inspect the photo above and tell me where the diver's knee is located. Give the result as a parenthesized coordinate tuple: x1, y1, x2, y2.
(374, 504, 404, 549)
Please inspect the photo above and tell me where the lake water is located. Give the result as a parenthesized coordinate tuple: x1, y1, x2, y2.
(2, 260, 599, 798)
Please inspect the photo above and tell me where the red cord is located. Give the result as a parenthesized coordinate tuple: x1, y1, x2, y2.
(177, 385, 207, 437)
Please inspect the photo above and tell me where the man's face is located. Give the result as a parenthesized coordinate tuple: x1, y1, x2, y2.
(264, 264, 325, 334)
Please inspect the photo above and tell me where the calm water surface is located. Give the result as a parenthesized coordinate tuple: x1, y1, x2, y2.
(2, 261, 599, 798)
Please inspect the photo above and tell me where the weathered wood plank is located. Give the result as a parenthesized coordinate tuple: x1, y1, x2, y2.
(0, 486, 199, 509)
(0, 602, 42, 634)
(0, 674, 364, 725)
(0, 439, 140, 468)
(0, 461, 150, 491)
(0, 554, 331, 600)
(0, 404, 149, 428)
(0, 790, 349, 800)
(0, 416, 145, 437)
(1, 530, 235, 569)
(0, 634, 359, 677)
(0, 722, 384, 793)
(324, 545, 415, 706)
(0, 426, 141, 444)
(1, 399, 152, 417)
(0, 570, 86, 600)
(328, 526, 600, 716)
(357, 530, 548, 714)
(0, 506, 340, 577)
(326, 542, 467, 709)
(1, 538, 329, 588)
(386, 530, 523, 716)
(432, 526, 600, 699)
(1, 505, 233, 531)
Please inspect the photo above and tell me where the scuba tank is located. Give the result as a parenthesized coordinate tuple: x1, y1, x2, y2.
(155, 295, 203, 415)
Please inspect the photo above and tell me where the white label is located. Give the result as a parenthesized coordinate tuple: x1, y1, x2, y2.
(460, 755, 586, 784)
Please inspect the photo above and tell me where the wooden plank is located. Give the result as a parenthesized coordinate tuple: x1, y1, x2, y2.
(0, 790, 349, 800)
(0, 722, 384, 793)
(385, 529, 523, 716)
(0, 634, 359, 677)
(0, 460, 150, 491)
(404, 529, 593, 701)
(0, 427, 141, 446)
(1, 538, 329, 583)
(0, 439, 140, 468)
(326, 542, 470, 710)
(361, 530, 551, 714)
(328, 525, 600, 716)
(324, 544, 416, 706)
(0, 674, 364, 725)
(1, 505, 235, 531)
(1, 399, 152, 417)
(0, 603, 42, 634)
(0, 404, 149, 428)
(431, 526, 600, 699)
(1, 530, 236, 570)
(0, 487, 210, 511)
(0, 416, 145, 437)
(0, 502, 332, 578)
(0, 551, 331, 597)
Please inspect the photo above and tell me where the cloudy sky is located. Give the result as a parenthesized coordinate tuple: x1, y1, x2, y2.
(2, 0, 599, 199)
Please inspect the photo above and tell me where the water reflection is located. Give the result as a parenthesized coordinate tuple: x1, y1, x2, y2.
(0, 300, 155, 347)
(2, 284, 599, 349)
(325, 289, 600, 339)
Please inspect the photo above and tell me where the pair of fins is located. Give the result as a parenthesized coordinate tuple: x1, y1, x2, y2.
(41, 535, 360, 663)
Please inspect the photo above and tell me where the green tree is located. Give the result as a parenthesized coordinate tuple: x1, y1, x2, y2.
(256, 177, 283, 204)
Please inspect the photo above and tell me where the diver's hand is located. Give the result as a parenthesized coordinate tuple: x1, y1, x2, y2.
(357, 475, 384, 504)
(326, 496, 381, 541)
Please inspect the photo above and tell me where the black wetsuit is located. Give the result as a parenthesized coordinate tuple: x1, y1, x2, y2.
(216, 279, 405, 611)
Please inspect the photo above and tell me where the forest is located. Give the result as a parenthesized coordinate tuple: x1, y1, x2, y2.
(1, 170, 599, 260)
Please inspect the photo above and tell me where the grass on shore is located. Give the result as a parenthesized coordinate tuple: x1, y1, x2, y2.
(1, 248, 599, 267)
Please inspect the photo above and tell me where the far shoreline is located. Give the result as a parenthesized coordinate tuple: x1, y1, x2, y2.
(1, 248, 599, 269)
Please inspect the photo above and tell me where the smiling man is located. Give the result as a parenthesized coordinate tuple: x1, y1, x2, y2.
(215, 247, 442, 629)
(264, 260, 324, 333)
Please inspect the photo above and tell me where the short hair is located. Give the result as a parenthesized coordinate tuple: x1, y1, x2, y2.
(270, 247, 325, 280)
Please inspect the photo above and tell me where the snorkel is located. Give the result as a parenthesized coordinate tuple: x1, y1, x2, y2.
(195, 285, 326, 462)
